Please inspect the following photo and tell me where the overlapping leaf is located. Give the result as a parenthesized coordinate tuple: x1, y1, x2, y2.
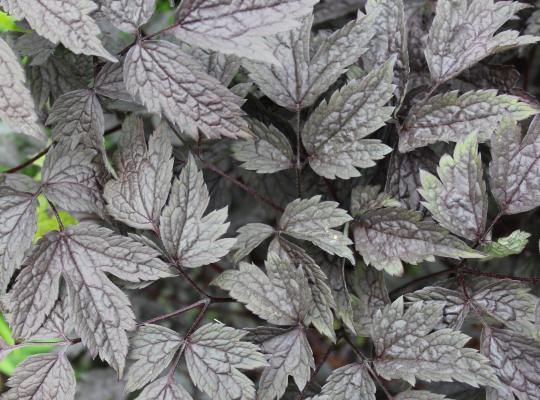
(94, 61, 132, 101)
(307, 363, 376, 400)
(135, 377, 193, 400)
(104, 116, 173, 231)
(101, 0, 156, 33)
(232, 223, 275, 263)
(480, 230, 531, 260)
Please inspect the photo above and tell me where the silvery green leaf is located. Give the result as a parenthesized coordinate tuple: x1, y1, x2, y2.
(2, 352, 76, 400)
(172, 0, 317, 63)
(46, 89, 104, 146)
(406, 287, 467, 330)
(0, 186, 38, 292)
(270, 238, 336, 341)
(213, 252, 311, 325)
(302, 58, 395, 179)
(94, 61, 132, 102)
(185, 322, 267, 400)
(4, 222, 173, 375)
(279, 196, 354, 262)
(232, 119, 295, 174)
(125, 324, 183, 392)
(232, 223, 275, 263)
(179, 44, 241, 86)
(364, 0, 409, 104)
(399, 90, 538, 152)
(425, 0, 538, 83)
(479, 230, 531, 260)
(14, 32, 56, 66)
(104, 116, 173, 231)
(354, 208, 482, 276)
(394, 390, 452, 400)
(311, 363, 376, 400)
(41, 138, 105, 216)
(124, 40, 250, 140)
(244, 13, 374, 110)
(481, 327, 540, 399)
(490, 115, 540, 215)
(1, 0, 116, 62)
(135, 376, 193, 400)
(101, 0, 156, 33)
(385, 148, 439, 211)
(350, 185, 400, 217)
(0, 37, 44, 141)
(419, 133, 488, 241)
(258, 326, 314, 400)
(160, 154, 235, 267)
(372, 298, 501, 388)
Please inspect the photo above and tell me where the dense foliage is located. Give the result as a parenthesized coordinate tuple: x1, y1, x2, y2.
(0, 0, 539, 399)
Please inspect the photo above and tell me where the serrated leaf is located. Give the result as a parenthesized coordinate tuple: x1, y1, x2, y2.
(302, 58, 395, 179)
(257, 326, 314, 400)
(394, 390, 452, 400)
(311, 363, 376, 400)
(479, 230, 531, 260)
(94, 61, 132, 102)
(104, 116, 173, 231)
(425, 0, 539, 83)
(1, 0, 116, 62)
(40, 138, 105, 216)
(244, 12, 374, 110)
(185, 322, 266, 400)
(4, 222, 174, 375)
(399, 90, 538, 152)
(232, 119, 295, 174)
(0, 184, 38, 293)
(232, 223, 275, 263)
(0, 36, 44, 141)
(406, 287, 468, 330)
(30, 294, 72, 341)
(125, 324, 183, 393)
(419, 133, 488, 241)
(481, 327, 540, 399)
(135, 376, 193, 400)
(490, 115, 540, 214)
(101, 0, 156, 33)
(160, 154, 235, 267)
(350, 185, 400, 217)
(2, 352, 75, 400)
(213, 252, 311, 325)
(124, 40, 250, 140)
(372, 297, 501, 388)
(353, 207, 482, 276)
(172, 0, 317, 63)
(179, 44, 241, 86)
(279, 196, 354, 262)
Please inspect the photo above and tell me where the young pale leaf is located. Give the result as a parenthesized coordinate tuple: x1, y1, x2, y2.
(232, 119, 295, 174)
(172, 0, 317, 63)
(394, 391, 451, 400)
(310, 363, 376, 400)
(0, 37, 44, 141)
(302, 58, 395, 179)
(399, 90, 538, 152)
(124, 40, 250, 140)
(481, 327, 540, 399)
(125, 324, 183, 393)
(41, 138, 105, 216)
(480, 230, 531, 260)
(232, 223, 275, 263)
(419, 133, 488, 241)
(135, 376, 193, 400)
(4, 222, 174, 375)
(244, 13, 374, 110)
(2, 352, 76, 400)
(354, 208, 482, 276)
(45, 89, 105, 147)
(160, 154, 235, 267)
(490, 115, 540, 214)
(279, 196, 354, 262)
(213, 253, 311, 325)
(0, 0, 116, 62)
(104, 116, 173, 231)
(185, 322, 267, 400)
(94, 61, 132, 101)
(0, 185, 38, 292)
(101, 0, 156, 33)
(425, 0, 538, 83)
(257, 326, 314, 400)
(372, 298, 501, 388)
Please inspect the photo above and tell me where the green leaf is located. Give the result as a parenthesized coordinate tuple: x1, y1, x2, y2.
(479, 230, 531, 261)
